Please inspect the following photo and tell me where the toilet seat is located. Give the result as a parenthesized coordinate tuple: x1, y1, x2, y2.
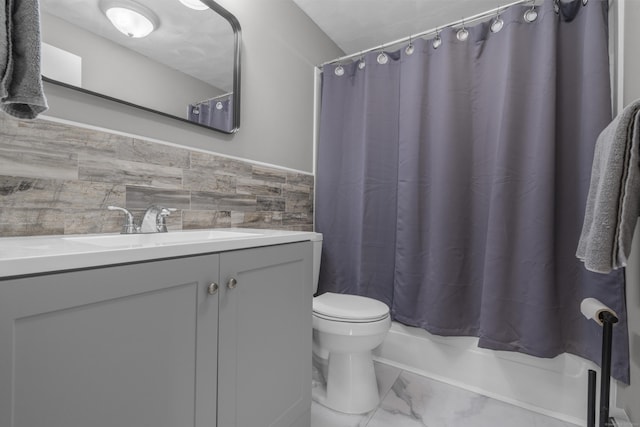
(313, 292, 389, 323)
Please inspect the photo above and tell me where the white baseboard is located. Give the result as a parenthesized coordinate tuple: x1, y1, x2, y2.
(373, 322, 628, 426)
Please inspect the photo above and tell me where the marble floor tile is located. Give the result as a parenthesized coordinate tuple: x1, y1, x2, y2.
(311, 402, 371, 427)
(312, 364, 580, 427)
(366, 371, 580, 427)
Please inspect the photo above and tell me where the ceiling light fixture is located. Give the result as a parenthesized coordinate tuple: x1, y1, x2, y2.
(178, 0, 209, 11)
(99, 0, 160, 38)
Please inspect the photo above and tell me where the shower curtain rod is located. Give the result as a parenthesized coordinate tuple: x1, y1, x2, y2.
(319, 0, 533, 67)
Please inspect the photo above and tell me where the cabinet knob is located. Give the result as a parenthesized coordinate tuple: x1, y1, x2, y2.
(207, 283, 219, 295)
(227, 277, 238, 289)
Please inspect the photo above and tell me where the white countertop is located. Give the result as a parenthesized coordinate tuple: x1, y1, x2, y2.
(0, 228, 321, 278)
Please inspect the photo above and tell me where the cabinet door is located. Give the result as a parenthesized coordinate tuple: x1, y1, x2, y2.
(218, 242, 313, 427)
(0, 254, 220, 427)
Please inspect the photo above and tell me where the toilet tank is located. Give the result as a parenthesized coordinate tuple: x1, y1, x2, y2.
(310, 233, 323, 294)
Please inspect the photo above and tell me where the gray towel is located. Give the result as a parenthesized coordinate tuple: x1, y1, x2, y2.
(576, 99, 640, 273)
(0, 0, 48, 119)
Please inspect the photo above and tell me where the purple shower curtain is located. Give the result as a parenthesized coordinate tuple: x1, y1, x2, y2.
(316, 0, 629, 382)
(188, 95, 233, 131)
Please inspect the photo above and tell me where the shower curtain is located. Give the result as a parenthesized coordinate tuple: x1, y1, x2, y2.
(316, 0, 630, 382)
(188, 94, 233, 131)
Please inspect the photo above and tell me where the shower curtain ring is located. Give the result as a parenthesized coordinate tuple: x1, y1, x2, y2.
(524, 3, 538, 22)
(334, 64, 345, 76)
(405, 36, 415, 55)
(358, 52, 366, 69)
(491, 10, 504, 33)
(377, 45, 389, 64)
(432, 28, 442, 49)
(456, 20, 469, 41)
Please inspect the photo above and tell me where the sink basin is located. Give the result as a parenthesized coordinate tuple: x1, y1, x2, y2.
(63, 230, 260, 248)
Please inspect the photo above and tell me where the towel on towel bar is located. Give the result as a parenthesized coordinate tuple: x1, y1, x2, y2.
(0, 0, 48, 119)
(577, 99, 640, 273)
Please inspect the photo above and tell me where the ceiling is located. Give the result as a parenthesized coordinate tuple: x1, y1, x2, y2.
(292, 0, 528, 57)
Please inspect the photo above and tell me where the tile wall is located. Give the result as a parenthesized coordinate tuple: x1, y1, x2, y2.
(0, 114, 314, 236)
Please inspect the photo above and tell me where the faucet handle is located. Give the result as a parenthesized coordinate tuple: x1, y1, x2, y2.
(160, 207, 177, 215)
(107, 205, 138, 234)
(157, 207, 177, 232)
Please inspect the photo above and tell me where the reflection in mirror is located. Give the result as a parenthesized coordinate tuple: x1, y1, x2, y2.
(40, 0, 241, 134)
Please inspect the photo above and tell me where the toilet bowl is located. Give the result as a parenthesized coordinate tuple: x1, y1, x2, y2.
(310, 234, 391, 414)
(312, 292, 391, 414)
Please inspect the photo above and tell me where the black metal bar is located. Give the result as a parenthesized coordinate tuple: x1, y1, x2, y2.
(599, 311, 618, 427)
(588, 369, 596, 427)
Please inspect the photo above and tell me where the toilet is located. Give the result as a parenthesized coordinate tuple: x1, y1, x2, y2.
(310, 234, 391, 414)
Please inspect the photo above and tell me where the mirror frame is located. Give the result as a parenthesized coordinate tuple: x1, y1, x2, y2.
(42, 0, 242, 134)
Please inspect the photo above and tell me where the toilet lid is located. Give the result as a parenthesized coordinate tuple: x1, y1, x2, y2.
(313, 292, 390, 322)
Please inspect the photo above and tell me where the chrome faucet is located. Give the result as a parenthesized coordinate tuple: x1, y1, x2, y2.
(107, 205, 176, 234)
(140, 205, 177, 233)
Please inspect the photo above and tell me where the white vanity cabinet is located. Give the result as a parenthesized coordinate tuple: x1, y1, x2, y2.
(0, 241, 312, 427)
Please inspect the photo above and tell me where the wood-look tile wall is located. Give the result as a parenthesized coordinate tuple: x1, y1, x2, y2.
(0, 114, 314, 237)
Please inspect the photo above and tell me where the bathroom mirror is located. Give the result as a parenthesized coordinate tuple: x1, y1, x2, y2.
(39, 0, 241, 134)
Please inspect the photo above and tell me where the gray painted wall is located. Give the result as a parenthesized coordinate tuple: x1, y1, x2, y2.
(41, 0, 343, 173)
(617, 1, 640, 422)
